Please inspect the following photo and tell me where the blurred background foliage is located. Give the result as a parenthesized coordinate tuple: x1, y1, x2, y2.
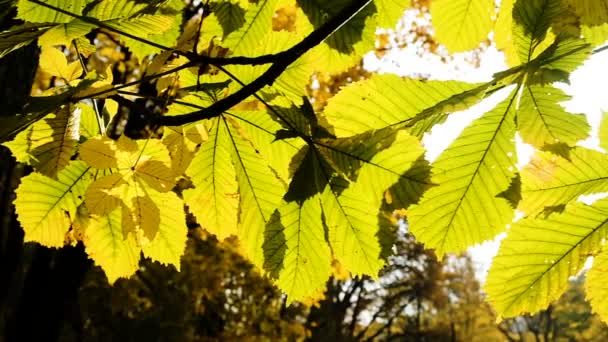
(1, 0, 608, 341)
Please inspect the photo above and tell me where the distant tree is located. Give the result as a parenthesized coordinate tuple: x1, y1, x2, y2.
(497, 277, 608, 342)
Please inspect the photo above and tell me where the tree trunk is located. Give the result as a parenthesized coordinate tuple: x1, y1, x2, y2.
(0, 42, 92, 342)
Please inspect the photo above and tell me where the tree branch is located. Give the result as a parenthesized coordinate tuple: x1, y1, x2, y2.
(157, 0, 372, 126)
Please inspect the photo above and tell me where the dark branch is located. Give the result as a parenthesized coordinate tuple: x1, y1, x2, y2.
(157, 0, 372, 126)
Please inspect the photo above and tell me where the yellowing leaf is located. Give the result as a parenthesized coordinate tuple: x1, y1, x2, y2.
(142, 191, 188, 269)
(599, 111, 608, 151)
(3, 104, 80, 177)
(14, 161, 92, 247)
(431, 0, 494, 53)
(322, 75, 485, 138)
(39, 47, 83, 81)
(85, 172, 126, 215)
(84, 208, 141, 284)
(80, 136, 119, 168)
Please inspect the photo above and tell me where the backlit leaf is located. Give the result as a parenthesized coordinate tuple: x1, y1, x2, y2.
(3, 104, 80, 177)
(520, 148, 608, 215)
(586, 248, 608, 323)
(322, 130, 424, 275)
(517, 85, 589, 149)
(486, 199, 608, 318)
(184, 117, 239, 240)
(14, 161, 92, 247)
(430, 0, 494, 53)
(408, 91, 518, 258)
(84, 208, 141, 283)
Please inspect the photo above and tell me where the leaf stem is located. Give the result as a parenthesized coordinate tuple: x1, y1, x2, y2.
(73, 39, 105, 134)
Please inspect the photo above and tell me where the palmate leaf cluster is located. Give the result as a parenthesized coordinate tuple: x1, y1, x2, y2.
(2, 0, 608, 321)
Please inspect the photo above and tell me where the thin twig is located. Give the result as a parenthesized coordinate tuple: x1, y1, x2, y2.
(73, 39, 105, 134)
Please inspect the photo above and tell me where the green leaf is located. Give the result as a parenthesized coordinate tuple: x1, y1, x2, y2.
(13, 160, 92, 247)
(322, 130, 424, 275)
(0, 24, 47, 58)
(38, 19, 95, 46)
(408, 91, 518, 258)
(226, 30, 316, 104)
(512, 0, 561, 62)
(17, 0, 89, 23)
(224, 116, 287, 267)
(84, 208, 141, 283)
(322, 74, 485, 138)
(600, 112, 608, 151)
(213, 1, 246, 40)
(585, 248, 608, 323)
(227, 110, 305, 182)
(485, 199, 608, 318)
(494, 0, 518, 65)
(520, 148, 608, 215)
(298, 0, 376, 73)
(3, 104, 80, 177)
(224, 0, 278, 55)
(564, 0, 608, 26)
(534, 37, 592, 74)
(430, 0, 494, 53)
(184, 117, 239, 240)
(517, 85, 589, 149)
(264, 195, 332, 303)
(106, 14, 177, 57)
(373, 0, 409, 27)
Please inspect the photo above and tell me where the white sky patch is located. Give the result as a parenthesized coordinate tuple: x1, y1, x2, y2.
(365, 27, 608, 282)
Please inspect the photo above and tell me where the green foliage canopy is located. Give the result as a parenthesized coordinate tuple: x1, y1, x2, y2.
(3, 0, 608, 322)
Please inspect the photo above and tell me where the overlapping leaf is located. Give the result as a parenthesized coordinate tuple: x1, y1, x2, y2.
(223, 0, 278, 55)
(17, 0, 89, 23)
(223, 116, 287, 267)
(264, 157, 331, 302)
(3, 104, 80, 177)
(298, 0, 376, 73)
(430, 0, 494, 53)
(408, 91, 518, 258)
(486, 199, 608, 318)
(80, 136, 177, 243)
(321, 130, 424, 275)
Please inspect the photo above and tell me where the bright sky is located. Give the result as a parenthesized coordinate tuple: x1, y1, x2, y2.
(363, 10, 608, 282)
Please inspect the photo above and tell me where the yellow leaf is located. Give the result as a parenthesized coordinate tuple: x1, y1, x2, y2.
(80, 136, 118, 168)
(142, 191, 187, 268)
(3, 104, 79, 177)
(14, 161, 92, 247)
(135, 160, 176, 192)
(39, 46, 82, 81)
(84, 208, 141, 283)
(85, 173, 126, 215)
